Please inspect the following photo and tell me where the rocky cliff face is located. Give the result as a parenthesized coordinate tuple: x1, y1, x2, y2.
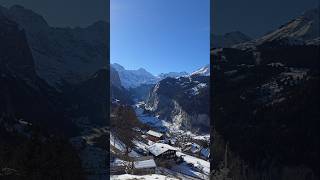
(110, 66, 133, 105)
(110, 66, 122, 89)
(146, 75, 210, 133)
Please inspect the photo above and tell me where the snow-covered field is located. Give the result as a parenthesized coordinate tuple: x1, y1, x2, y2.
(176, 152, 210, 175)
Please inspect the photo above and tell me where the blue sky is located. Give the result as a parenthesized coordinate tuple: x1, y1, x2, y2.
(111, 0, 210, 75)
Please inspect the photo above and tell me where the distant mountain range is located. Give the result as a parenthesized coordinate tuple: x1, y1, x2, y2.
(111, 63, 210, 89)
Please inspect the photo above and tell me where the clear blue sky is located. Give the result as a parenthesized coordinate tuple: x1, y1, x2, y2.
(111, 0, 210, 75)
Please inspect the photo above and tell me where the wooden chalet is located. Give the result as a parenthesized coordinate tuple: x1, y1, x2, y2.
(147, 143, 177, 160)
(132, 156, 156, 175)
(146, 130, 163, 142)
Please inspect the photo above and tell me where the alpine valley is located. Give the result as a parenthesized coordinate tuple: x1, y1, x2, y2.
(110, 63, 211, 179)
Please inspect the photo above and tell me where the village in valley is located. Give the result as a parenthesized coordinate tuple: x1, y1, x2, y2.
(110, 101, 210, 180)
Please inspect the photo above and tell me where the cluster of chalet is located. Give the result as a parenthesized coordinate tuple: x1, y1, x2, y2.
(130, 130, 181, 173)
(145, 130, 179, 161)
(183, 142, 210, 159)
(130, 129, 209, 174)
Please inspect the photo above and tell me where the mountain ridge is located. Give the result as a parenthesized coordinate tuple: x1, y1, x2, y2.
(0, 5, 108, 88)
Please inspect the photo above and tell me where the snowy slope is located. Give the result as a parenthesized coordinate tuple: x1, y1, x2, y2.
(190, 64, 210, 76)
(258, 8, 319, 44)
(234, 8, 319, 50)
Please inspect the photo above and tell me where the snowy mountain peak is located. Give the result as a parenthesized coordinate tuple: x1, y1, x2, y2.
(137, 67, 150, 74)
(111, 63, 126, 72)
(190, 65, 210, 76)
(233, 8, 319, 50)
(258, 8, 319, 44)
(111, 63, 158, 89)
(111, 63, 211, 88)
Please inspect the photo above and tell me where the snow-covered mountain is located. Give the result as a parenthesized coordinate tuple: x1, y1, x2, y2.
(259, 8, 319, 44)
(111, 63, 210, 88)
(190, 64, 210, 76)
(0, 5, 108, 88)
(234, 8, 319, 50)
(145, 75, 210, 133)
(158, 71, 188, 79)
(211, 31, 252, 48)
(111, 63, 158, 88)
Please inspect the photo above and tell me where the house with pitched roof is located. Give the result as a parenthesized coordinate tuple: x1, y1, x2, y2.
(146, 130, 163, 142)
(147, 143, 177, 160)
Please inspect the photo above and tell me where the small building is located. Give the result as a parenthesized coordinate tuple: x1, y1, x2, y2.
(146, 130, 163, 142)
(148, 143, 177, 160)
(133, 156, 156, 175)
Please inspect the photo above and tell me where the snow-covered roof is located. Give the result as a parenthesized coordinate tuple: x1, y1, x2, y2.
(110, 174, 179, 180)
(147, 130, 163, 138)
(133, 157, 156, 169)
(148, 143, 178, 156)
